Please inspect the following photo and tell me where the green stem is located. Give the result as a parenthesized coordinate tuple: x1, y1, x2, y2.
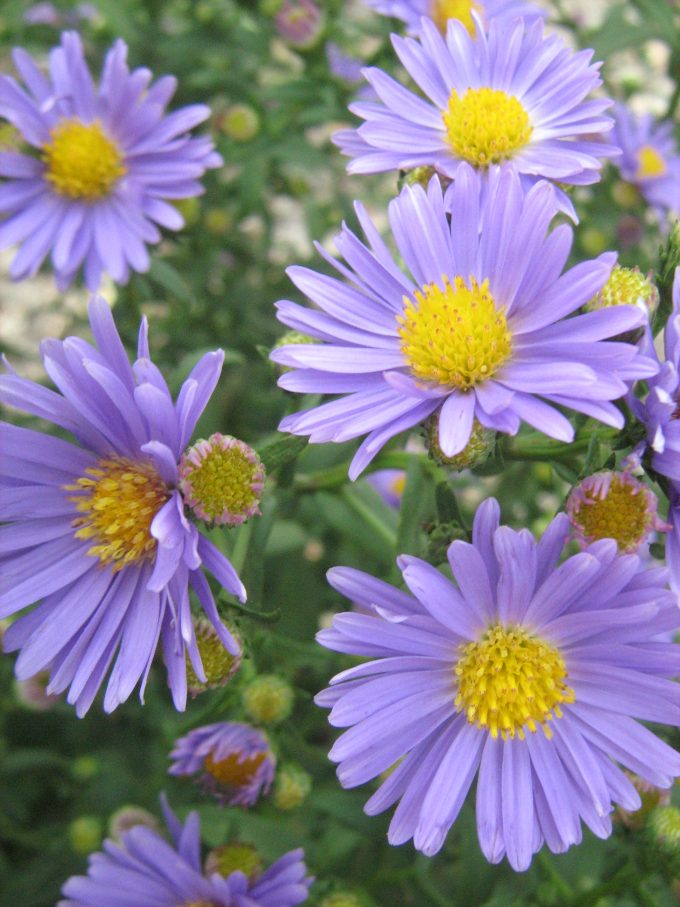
(537, 850, 574, 901)
(341, 486, 398, 550)
(502, 428, 619, 462)
(223, 599, 281, 623)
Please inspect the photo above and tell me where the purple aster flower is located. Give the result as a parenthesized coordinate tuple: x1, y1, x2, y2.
(271, 169, 656, 479)
(325, 43, 365, 85)
(630, 267, 680, 588)
(60, 795, 312, 906)
(315, 498, 680, 869)
(366, 469, 406, 507)
(0, 31, 221, 290)
(362, 0, 545, 36)
(610, 103, 680, 227)
(169, 721, 276, 807)
(0, 296, 245, 716)
(334, 16, 617, 216)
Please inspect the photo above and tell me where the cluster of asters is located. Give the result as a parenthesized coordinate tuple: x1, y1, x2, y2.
(0, 0, 679, 900)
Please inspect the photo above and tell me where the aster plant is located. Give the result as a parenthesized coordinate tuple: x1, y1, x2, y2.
(315, 498, 680, 869)
(60, 795, 312, 906)
(0, 296, 267, 715)
(0, 30, 221, 290)
(271, 168, 656, 478)
(334, 16, 617, 218)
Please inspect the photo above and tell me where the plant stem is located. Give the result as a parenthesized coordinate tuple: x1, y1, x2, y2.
(341, 486, 398, 550)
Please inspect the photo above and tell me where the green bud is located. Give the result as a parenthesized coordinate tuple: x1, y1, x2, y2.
(242, 674, 294, 725)
(109, 806, 160, 841)
(222, 104, 260, 142)
(646, 805, 680, 877)
(69, 816, 102, 854)
(319, 893, 365, 907)
(186, 617, 241, 698)
(273, 764, 312, 810)
(205, 841, 263, 881)
(71, 756, 99, 782)
(585, 265, 658, 342)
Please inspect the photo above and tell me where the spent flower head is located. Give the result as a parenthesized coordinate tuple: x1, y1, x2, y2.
(566, 470, 669, 554)
(169, 721, 276, 807)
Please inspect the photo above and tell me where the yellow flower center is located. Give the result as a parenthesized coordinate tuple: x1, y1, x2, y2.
(43, 118, 126, 201)
(390, 474, 406, 497)
(179, 434, 264, 526)
(398, 276, 511, 389)
(204, 751, 267, 789)
(586, 265, 657, 314)
(431, 0, 482, 33)
(635, 145, 667, 180)
(67, 456, 170, 571)
(443, 88, 533, 166)
(455, 624, 574, 740)
(570, 474, 654, 553)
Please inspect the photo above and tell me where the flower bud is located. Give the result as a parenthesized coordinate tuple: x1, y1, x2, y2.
(108, 806, 160, 842)
(242, 674, 294, 725)
(186, 617, 241, 697)
(205, 841, 263, 881)
(273, 764, 312, 810)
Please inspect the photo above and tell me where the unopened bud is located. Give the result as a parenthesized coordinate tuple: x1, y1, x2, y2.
(242, 674, 294, 725)
(273, 764, 312, 810)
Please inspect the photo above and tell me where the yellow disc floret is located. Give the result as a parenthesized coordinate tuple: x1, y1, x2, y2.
(455, 624, 574, 740)
(67, 456, 170, 571)
(431, 0, 482, 34)
(43, 118, 126, 201)
(204, 751, 267, 788)
(635, 145, 667, 180)
(398, 276, 511, 389)
(443, 88, 533, 166)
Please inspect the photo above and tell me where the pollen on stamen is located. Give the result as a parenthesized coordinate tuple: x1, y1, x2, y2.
(179, 433, 265, 526)
(443, 87, 533, 166)
(454, 624, 574, 740)
(398, 275, 512, 390)
(66, 456, 170, 571)
(431, 0, 482, 34)
(43, 118, 126, 201)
